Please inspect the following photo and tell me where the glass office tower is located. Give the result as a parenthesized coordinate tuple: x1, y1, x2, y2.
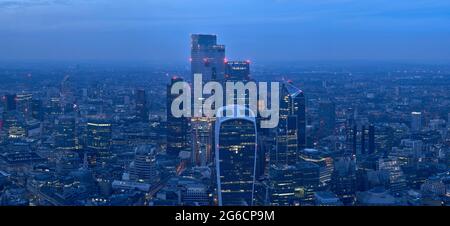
(191, 34, 225, 82)
(215, 105, 257, 206)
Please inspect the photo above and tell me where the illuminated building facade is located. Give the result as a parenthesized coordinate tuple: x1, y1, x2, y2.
(55, 115, 78, 151)
(129, 145, 159, 185)
(215, 105, 257, 206)
(86, 117, 112, 166)
(276, 82, 306, 165)
(225, 61, 250, 81)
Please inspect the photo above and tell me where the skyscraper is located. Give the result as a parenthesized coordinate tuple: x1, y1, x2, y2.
(55, 115, 77, 151)
(135, 89, 148, 122)
(225, 60, 250, 81)
(86, 117, 112, 166)
(349, 124, 375, 156)
(331, 156, 357, 205)
(166, 77, 189, 158)
(368, 125, 375, 154)
(191, 34, 225, 82)
(129, 145, 159, 185)
(292, 87, 306, 151)
(2, 94, 17, 112)
(190, 34, 225, 168)
(411, 112, 422, 132)
(16, 93, 33, 119)
(319, 100, 336, 137)
(215, 105, 257, 206)
(276, 82, 306, 165)
(31, 99, 43, 121)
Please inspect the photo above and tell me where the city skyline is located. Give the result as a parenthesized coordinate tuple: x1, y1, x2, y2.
(1, 1, 450, 215)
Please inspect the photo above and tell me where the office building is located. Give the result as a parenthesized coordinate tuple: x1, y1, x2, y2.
(86, 117, 112, 166)
(319, 100, 336, 137)
(191, 34, 225, 82)
(135, 89, 148, 122)
(276, 82, 306, 165)
(129, 145, 159, 185)
(215, 105, 257, 206)
(411, 112, 422, 132)
(55, 115, 77, 151)
(166, 77, 189, 158)
(225, 60, 250, 81)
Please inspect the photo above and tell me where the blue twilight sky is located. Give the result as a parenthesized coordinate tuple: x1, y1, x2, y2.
(1, 0, 450, 64)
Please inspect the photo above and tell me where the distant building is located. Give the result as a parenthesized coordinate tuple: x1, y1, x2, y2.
(135, 89, 148, 122)
(86, 117, 112, 166)
(182, 183, 210, 206)
(331, 156, 357, 205)
(225, 60, 250, 81)
(129, 145, 159, 185)
(357, 187, 403, 206)
(314, 191, 342, 206)
(294, 161, 321, 205)
(319, 100, 336, 137)
(191, 117, 213, 166)
(268, 165, 300, 206)
(166, 77, 189, 158)
(299, 148, 333, 188)
(2, 111, 26, 139)
(348, 124, 376, 156)
(111, 180, 150, 192)
(55, 115, 77, 151)
(411, 112, 422, 132)
(378, 156, 407, 195)
(15, 93, 33, 119)
(191, 34, 225, 82)
(2, 94, 17, 112)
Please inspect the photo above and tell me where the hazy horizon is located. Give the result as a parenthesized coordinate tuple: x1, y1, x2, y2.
(1, 0, 450, 64)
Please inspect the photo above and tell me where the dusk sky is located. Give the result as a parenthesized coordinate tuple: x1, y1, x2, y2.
(1, 0, 450, 64)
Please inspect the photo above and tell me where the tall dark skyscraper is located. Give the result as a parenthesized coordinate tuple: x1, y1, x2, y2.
(135, 89, 148, 122)
(190, 34, 225, 167)
(276, 82, 306, 165)
(292, 87, 306, 151)
(223, 60, 252, 114)
(2, 94, 17, 112)
(215, 105, 257, 206)
(319, 100, 336, 137)
(368, 125, 375, 154)
(225, 60, 250, 81)
(191, 34, 225, 82)
(349, 124, 375, 156)
(166, 77, 189, 158)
